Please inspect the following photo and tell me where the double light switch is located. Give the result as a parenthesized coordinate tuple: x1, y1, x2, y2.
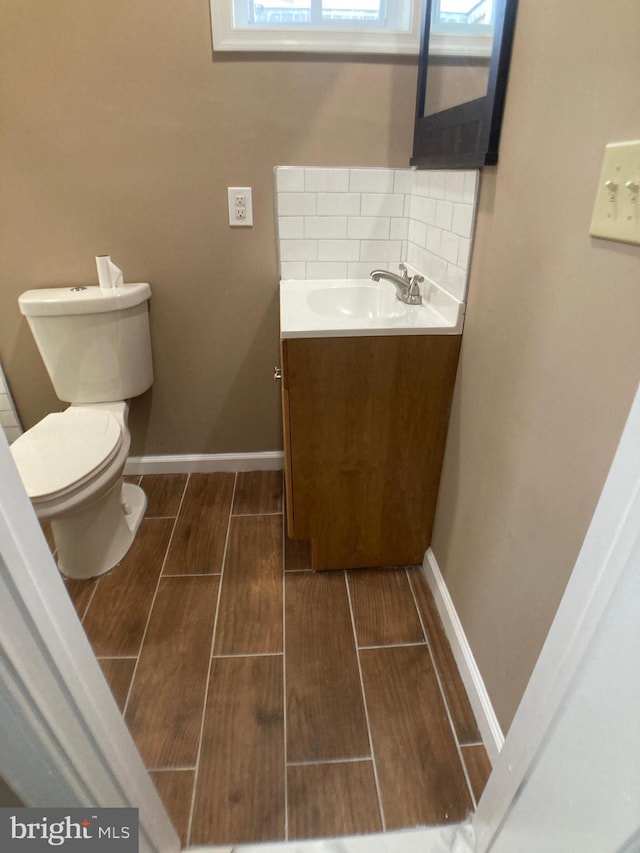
(590, 141, 640, 246)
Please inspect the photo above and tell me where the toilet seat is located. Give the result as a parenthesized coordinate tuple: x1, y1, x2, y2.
(11, 408, 123, 502)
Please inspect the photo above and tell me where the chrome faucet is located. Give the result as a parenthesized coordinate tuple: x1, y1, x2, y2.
(370, 263, 423, 305)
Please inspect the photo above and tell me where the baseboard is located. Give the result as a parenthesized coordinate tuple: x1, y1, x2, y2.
(423, 547, 504, 764)
(125, 451, 284, 475)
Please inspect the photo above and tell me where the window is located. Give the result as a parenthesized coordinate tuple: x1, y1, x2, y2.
(429, 0, 495, 57)
(210, 0, 422, 54)
(432, 0, 494, 29)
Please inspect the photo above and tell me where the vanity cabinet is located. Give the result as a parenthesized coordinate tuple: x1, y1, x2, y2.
(281, 333, 461, 571)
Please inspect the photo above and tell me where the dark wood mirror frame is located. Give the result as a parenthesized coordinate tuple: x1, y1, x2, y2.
(411, 0, 519, 169)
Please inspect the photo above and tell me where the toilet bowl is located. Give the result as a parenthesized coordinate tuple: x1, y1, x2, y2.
(11, 402, 147, 579)
(11, 281, 154, 580)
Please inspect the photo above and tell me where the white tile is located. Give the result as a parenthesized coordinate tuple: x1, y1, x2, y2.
(426, 225, 442, 255)
(410, 196, 436, 225)
(407, 243, 429, 277)
(317, 192, 361, 216)
(411, 196, 423, 223)
(304, 168, 350, 192)
(463, 170, 479, 204)
(452, 203, 474, 238)
(0, 375, 7, 393)
(429, 171, 446, 200)
(4, 426, 22, 444)
(347, 217, 390, 240)
(408, 219, 427, 248)
(349, 168, 395, 193)
(0, 393, 11, 412)
(360, 240, 403, 262)
(443, 263, 467, 301)
(423, 198, 437, 225)
(444, 171, 465, 203)
(435, 200, 454, 231)
(404, 194, 412, 218)
(280, 240, 318, 261)
(440, 230, 460, 264)
(419, 250, 433, 278)
(306, 262, 348, 279)
(280, 261, 307, 279)
(304, 216, 347, 239)
(429, 254, 448, 286)
(413, 170, 430, 197)
(278, 217, 304, 239)
(317, 240, 361, 262)
(278, 192, 316, 216)
(361, 193, 405, 217)
(275, 167, 305, 192)
(390, 217, 408, 240)
(387, 260, 407, 276)
(393, 169, 413, 194)
(347, 261, 384, 278)
(401, 239, 408, 263)
(457, 237, 471, 270)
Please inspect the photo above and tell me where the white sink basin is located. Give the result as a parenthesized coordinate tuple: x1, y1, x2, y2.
(306, 283, 407, 321)
(280, 278, 464, 339)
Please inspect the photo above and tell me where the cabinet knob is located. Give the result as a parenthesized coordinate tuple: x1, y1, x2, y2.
(274, 366, 282, 381)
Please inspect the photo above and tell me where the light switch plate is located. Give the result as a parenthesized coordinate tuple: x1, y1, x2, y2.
(589, 141, 640, 246)
(227, 186, 253, 227)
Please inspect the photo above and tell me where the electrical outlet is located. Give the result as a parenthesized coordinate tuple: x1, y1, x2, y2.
(228, 186, 253, 227)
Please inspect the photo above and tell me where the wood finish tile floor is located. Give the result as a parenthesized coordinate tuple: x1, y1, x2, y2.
(64, 472, 491, 847)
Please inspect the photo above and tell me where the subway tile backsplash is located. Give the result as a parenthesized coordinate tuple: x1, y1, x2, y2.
(0, 364, 22, 445)
(275, 166, 479, 303)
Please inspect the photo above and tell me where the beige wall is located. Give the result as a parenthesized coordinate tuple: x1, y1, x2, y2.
(432, 0, 640, 730)
(0, 0, 417, 454)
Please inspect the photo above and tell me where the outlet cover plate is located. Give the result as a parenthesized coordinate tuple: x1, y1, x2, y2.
(228, 186, 253, 227)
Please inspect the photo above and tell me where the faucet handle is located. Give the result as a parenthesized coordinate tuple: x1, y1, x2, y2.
(398, 263, 410, 282)
(407, 273, 424, 305)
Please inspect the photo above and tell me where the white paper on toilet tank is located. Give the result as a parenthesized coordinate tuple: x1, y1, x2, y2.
(96, 255, 124, 289)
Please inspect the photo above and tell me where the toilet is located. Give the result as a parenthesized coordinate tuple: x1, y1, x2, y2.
(10, 282, 153, 580)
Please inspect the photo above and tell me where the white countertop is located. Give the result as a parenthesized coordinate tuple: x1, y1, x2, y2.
(280, 278, 464, 339)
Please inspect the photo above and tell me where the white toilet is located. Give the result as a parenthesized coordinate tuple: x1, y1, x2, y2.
(10, 282, 154, 580)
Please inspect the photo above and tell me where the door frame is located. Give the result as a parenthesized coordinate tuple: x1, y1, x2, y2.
(0, 429, 179, 853)
(474, 379, 640, 849)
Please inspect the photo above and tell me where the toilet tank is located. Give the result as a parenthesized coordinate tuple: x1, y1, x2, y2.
(18, 284, 153, 404)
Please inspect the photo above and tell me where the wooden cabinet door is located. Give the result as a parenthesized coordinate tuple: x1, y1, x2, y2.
(283, 334, 461, 570)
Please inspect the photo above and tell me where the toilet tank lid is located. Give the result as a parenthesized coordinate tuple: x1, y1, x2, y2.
(19, 283, 151, 317)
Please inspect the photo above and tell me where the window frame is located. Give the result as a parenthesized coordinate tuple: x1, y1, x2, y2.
(210, 0, 423, 54)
